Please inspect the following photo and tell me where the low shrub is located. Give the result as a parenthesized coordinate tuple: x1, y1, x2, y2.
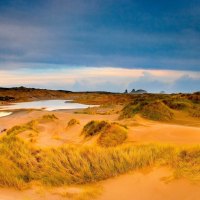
(82, 120, 110, 137)
(163, 99, 192, 110)
(67, 118, 80, 127)
(41, 114, 58, 121)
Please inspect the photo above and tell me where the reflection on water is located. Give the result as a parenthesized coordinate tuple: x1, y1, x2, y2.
(0, 112, 12, 118)
(0, 100, 97, 112)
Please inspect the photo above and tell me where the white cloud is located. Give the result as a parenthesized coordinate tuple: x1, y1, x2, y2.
(0, 67, 199, 93)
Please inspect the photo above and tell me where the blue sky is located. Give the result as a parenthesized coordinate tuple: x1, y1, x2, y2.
(0, 0, 199, 92)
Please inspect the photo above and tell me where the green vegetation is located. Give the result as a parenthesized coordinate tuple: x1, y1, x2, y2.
(120, 100, 173, 121)
(118, 92, 200, 121)
(0, 135, 200, 189)
(142, 101, 174, 121)
(163, 99, 192, 110)
(67, 118, 80, 127)
(1, 91, 200, 191)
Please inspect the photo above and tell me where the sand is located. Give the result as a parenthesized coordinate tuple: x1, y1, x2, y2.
(97, 168, 200, 200)
(0, 109, 200, 200)
(1, 109, 199, 145)
(0, 168, 199, 200)
(127, 116, 200, 145)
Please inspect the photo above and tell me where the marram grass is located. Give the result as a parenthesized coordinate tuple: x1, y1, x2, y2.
(0, 135, 200, 189)
(82, 120, 128, 147)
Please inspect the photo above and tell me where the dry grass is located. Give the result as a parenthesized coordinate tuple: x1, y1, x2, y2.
(6, 120, 39, 136)
(81, 121, 110, 137)
(189, 106, 200, 118)
(67, 119, 80, 127)
(120, 100, 174, 121)
(6, 114, 58, 137)
(0, 134, 200, 190)
(75, 104, 122, 115)
(81, 120, 127, 147)
(142, 101, 174, 121)
(0, 136, 39, 189)
(97, 123, 128, 147)
(40, 114, 58, 122)
(55, 184, 102, 200)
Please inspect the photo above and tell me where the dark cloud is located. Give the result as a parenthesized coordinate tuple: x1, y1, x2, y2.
(0, 0, 200, 71)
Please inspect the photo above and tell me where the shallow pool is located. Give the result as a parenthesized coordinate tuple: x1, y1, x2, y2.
(0, 100, 97, 113)
(0, 111, 12, 118)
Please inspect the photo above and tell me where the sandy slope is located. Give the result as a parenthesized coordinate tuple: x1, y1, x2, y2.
(0, 187, 65, 200)
(97, 168, 200, 200)
(0, 110, 200, 200)
(127, 116, 200, 144)
(0, 168, 199, 200)
(0, 110, 118, 146)
(0, 110, 200, 146)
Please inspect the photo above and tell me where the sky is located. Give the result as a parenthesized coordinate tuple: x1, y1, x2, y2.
(0, 0, 200, 93)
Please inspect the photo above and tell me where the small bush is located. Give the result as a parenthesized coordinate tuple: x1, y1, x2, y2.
(82, 120, 110, 137)
(41, 114, 58, 121)
(67, 118, 80, 127)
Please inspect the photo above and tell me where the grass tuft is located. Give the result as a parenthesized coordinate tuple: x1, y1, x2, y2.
(6, 120, 38, 136)
(41, 114, 58, 121)
(0, 135, 199, 189)
(81, 120, 110, 137)
(67, 119, 80, 127)
(82, 120, 127, 147)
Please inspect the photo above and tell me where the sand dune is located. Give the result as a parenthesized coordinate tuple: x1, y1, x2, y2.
(0, 168, 199, 200)
(0, 110, 200, 146)
(97, 168, 200, 200)
(0, 109, 200, 200)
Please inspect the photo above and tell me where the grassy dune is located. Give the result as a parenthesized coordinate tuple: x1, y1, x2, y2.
(119, 93, 200, 121)
(0, 91, 200, 191)
(119, 100, 174, 121)
(0, 134, 200, 189)
(82, 120, 127, 147)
